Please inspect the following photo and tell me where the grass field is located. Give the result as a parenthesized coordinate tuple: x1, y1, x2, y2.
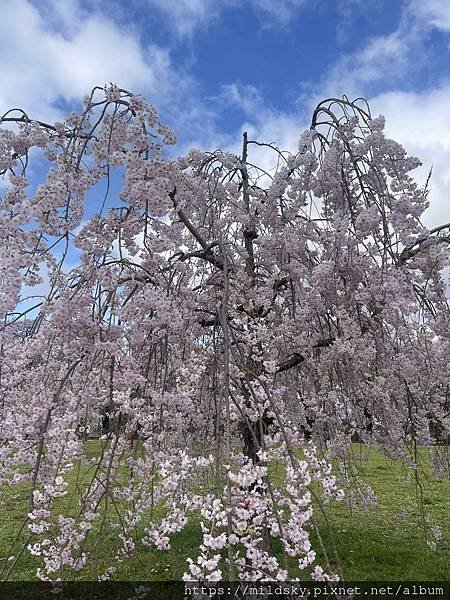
(0, 443, 448, 581)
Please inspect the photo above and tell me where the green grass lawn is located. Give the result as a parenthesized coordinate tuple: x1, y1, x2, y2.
(0, 442, 448, 581)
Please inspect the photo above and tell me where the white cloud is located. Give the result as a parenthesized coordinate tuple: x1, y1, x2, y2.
(407, 0, 450, 33)
(218, 80, 450, 231)
(218, 83, 305, 177)
(328, 31, 414, 95)
(315, 0, 450, 102)
(143, 0, 310, 40)
(250, 0, 308, 27)
(317, 23, 422, 101)
(302, 0, 450, 229)
(370, 86, 450, 228)
(0, 0, 225, 150)
(0, 0, 169, 121)
(220, 84, 267, 119)
(144, 0, 224, 39)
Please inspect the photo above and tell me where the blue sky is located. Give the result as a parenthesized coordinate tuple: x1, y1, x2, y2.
(1, 0, 450, 227)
